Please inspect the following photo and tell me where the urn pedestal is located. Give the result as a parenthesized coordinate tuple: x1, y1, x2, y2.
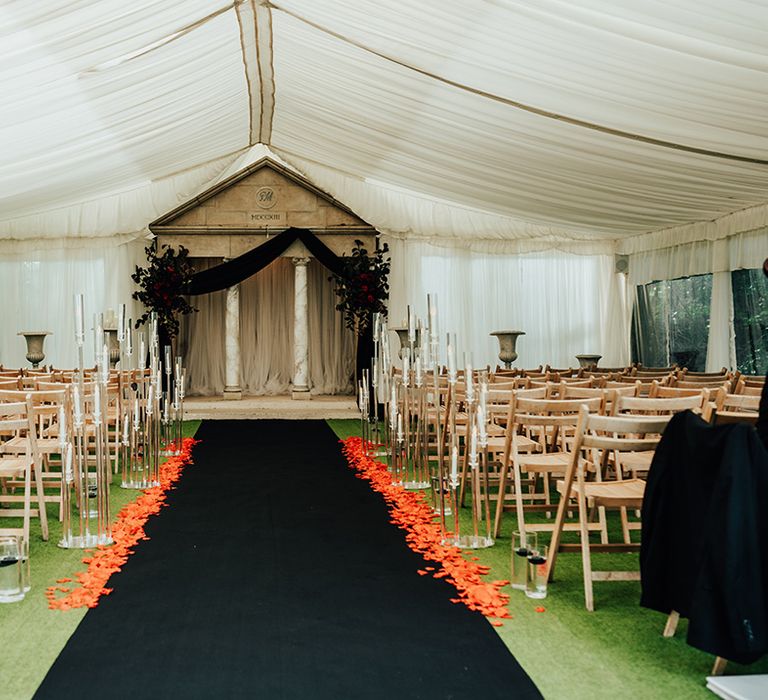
(390, 327, 421, 360)
(104, 328, 120, 368)
(18, 332, 51, 369)
(490, 331, 525, 369)
(575, 354, 602, 369)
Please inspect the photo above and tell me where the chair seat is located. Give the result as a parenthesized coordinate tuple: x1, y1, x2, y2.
(617, 451, 654, 474)
(557, 477, 646, 507)
(0, 456, 30, 477)
(519, 452, 572, 473)
(486, 435, 538, 452)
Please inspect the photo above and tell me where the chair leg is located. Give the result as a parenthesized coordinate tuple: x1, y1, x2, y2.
(32, 459, 49, 541)
(492, 462, 509, 539)
(577, 478, 594, 612)
(711, 657, 728, 676)
(663, 610, 680, 638)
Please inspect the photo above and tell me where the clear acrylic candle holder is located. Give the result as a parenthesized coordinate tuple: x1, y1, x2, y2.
(525, 543, 549, 599)
(511, 530, 537, 591)
(0, 536, 25, 603)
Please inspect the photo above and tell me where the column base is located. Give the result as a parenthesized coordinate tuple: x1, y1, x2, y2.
(223, 387, 242, 400)
(291, 388, 310, 401)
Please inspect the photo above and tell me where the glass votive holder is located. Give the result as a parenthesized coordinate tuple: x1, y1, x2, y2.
(0, 536, 25, 603)
(511, 530, 538, 591)
(525, 543, 549, 599)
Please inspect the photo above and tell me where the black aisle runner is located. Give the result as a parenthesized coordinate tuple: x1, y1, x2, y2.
(36, 420, 541, 700)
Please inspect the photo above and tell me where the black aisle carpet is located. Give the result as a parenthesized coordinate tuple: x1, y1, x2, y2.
(36, 420, 541, 700)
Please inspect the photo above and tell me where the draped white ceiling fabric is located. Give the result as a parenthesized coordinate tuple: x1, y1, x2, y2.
(1, 0, 768, 255)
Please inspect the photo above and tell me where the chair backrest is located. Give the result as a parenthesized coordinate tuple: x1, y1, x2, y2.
(576, 408, 671, 454)
(714, 389, 760, 413)
(611, 393, 705, 416)
(673, 378, 731, 389)
(0, 398, 38, 454)
(648, 381, 705, 399)
(704, 403, 759, 427)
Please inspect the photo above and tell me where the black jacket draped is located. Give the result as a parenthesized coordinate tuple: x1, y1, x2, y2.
(641, 410, 768, 664)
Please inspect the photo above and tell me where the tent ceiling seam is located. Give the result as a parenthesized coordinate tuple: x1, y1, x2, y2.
(269, 2, 768, 166)
(255, 2, 275, 145)
(235, 1, 257, 145)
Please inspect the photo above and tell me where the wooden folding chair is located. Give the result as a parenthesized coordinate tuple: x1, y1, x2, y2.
(0, 398, 40, 548)
(547, 408, 670, 611)
(493, 395, 603, 539)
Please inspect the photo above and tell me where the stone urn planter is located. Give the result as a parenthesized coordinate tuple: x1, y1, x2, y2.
(390, 327, 421, 360)
(18, 331, 51, 368)
(575, 354, 602, 369)
(490, 330, 525, 369)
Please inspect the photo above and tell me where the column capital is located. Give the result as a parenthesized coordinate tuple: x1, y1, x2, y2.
(292, 256, 311, 267)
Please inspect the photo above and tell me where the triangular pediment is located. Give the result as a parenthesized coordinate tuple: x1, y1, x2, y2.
(150, 157, 371, 232)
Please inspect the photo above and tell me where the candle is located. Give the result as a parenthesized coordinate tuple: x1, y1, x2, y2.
(427, 293, 438, 341)
(139, 335, 146, 370)
(126, 324, 133, 356)
(180, 369, 186, 399)
(407, 305, 415, 342)
(470, 423, 478, 466)
(134, 397, 140, 428)
(164, 346, 171, 374)
(397, 412, 403, 442)
(74, 294, 85, 346)
(117, 305, 125, 341)
(174, 385, 180, 409)
(447, 334, 456, 383)
(477, 404, 488, 446)
(402, 354, 410, 387)
(73, 384, 82, 426)
(451, 443, 458, 483)
(94, 382, 101, 423)
(102, 343, 109, 382)
(58, 405, 67, 450)
(65, 442, 73, 483)
(94, 314, 102, 359)
(465, 359, 474, 403)
(415, 355, 422, 387)
(147, 386, 154, 416)
(123, 414, 129, 444)
(359, 383, 364, 411)
(175, 356, 182, 382)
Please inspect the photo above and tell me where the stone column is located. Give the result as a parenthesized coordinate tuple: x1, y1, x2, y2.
(292, 257, 311, 400)
(224, 283, 242, 400)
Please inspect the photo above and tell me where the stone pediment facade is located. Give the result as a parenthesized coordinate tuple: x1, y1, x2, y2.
(150, 157, 375, 258)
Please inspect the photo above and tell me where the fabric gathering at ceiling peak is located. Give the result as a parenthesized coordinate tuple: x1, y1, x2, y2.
(0, 0, 767, 253)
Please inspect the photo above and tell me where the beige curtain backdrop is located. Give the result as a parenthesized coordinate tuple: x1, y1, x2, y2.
(178, 257, 354, 396)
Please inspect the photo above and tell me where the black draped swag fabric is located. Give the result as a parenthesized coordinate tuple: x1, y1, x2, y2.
(186, 227, 373, 384)
(641, 410, 768, 664)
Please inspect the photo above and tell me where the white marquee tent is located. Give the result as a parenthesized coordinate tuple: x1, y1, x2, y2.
(1, 0, 767, 374)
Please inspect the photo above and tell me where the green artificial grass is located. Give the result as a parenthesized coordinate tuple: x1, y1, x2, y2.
(327, 418, 768, 699)
(0, 420, 201, 700)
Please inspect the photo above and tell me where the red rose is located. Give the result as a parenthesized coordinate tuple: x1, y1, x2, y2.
(361, 285, 368, 292)
(367, 295, 374, 303)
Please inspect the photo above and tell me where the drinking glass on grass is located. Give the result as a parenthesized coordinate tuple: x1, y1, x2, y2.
(511, 531, 537, 591)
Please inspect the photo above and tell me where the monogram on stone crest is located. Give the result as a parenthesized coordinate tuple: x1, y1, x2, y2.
(255, 186, 276, 209)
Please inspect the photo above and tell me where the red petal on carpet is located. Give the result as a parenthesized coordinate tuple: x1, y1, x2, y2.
(46, 438, 199, 611)
(341, 437, 511, 622)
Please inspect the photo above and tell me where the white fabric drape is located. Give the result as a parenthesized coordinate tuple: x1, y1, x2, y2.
(706, 271, 737, 372)
(628, 229, 768, 287)
(387, 238, 628, 370)
(179, 257, 354, 395)
(0, 240, 144, 369)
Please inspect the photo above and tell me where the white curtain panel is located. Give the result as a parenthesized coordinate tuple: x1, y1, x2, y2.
(0, 240, 144, 369)
(179, 257, 354, 395)
(387, 238, 628, 370)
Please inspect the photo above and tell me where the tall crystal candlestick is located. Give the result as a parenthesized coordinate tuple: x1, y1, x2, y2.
(447, 334, 456, 383)
(117, 305, 125, 342)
